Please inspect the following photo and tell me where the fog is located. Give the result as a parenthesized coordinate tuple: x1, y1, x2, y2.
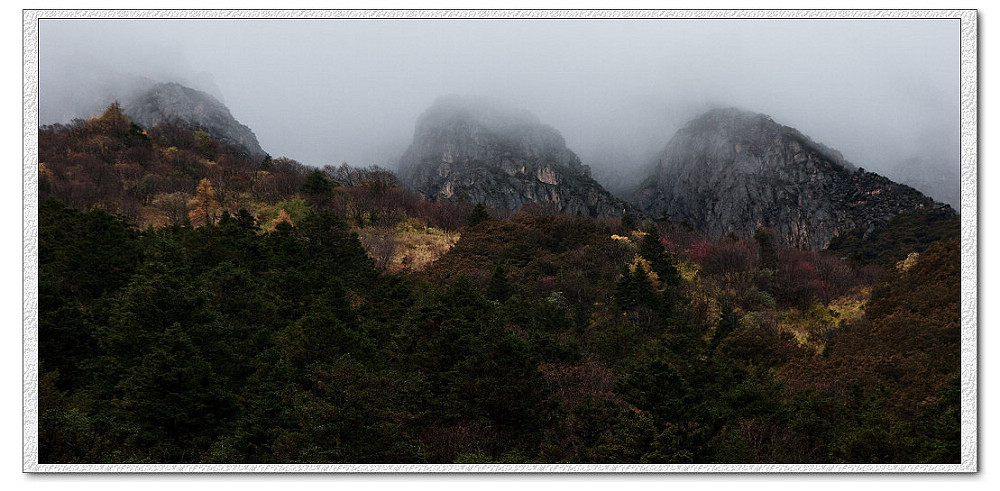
(37, 16, 961, 206)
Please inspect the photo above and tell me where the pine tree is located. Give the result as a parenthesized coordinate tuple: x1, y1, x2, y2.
(754, 227, 778, 271)
(621, 211, 636, 233)
(95, 101, 130, 134)
(301, 169, 335, 206)
(467, 203, 491, 227)
(712, 300, 740, 349)
(485, 264, 512, 302)
(614, 265, 657, 313)
(637, 230, 681, 290)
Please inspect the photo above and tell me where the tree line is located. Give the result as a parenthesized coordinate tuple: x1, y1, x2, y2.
(37, 103, 962, 464)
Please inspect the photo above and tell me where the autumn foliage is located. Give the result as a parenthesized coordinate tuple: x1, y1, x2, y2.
(36, 104, 962, 464)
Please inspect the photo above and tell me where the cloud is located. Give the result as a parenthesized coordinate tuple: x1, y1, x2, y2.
(36, 15, 961, 206)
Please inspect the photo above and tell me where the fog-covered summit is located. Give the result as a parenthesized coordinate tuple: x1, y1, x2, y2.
(664, 107, 855, 172)
(414, 95, 544, 133)
(401, 95, 587, 176)
(398, 95, 626, 216)
(122, 82, 266, 161)
(633, 107, 951, 249)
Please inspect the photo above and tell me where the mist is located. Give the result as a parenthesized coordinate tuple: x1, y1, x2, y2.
(37, 16, 961, 207)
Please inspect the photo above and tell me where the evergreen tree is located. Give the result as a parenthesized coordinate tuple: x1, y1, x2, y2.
(621, 211, 636, 232)
(637, 230, 681, 290)
(754, 227, 778, 271)
(614, 265, 658, 314)
(485, 264, 513, 301)
(712, 300, 740, 349)
(301, 169, 335, 206)
(467, 203, 491, 227)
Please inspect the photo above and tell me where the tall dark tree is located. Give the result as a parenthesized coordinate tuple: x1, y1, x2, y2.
(620, 211, 636, 232)
(467, 203, 491, 227)
(301, 169, 335, 206)
(754, 227, 779, 271)
(485, 264, 513, 302)
(637, 230, 681, 291)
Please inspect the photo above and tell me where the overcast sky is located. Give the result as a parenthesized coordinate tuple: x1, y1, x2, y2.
(36, 15, 961, 205)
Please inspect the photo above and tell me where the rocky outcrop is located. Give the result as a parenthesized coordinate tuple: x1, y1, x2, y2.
(123, 82, 265, 161)
(398, 95, 627, 217)
(633, 108, 953, 250)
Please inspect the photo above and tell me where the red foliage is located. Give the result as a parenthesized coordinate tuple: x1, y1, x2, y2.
(690, 240, 714, 262)
(776, 248, 870, 304)
(700, 239, 758, 276)
(540, 275, 557, 289)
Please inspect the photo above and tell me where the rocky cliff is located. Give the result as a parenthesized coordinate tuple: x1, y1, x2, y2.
(398, 96, 626, 217)
(632, 108, 953, 250)
(123, 82, 266, 161)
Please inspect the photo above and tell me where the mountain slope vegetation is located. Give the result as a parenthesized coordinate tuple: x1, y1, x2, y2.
(36, 102, 962, 464)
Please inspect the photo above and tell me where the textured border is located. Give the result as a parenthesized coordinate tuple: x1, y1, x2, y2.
(22, 8, 979, 473)
(23, 7, 40, 476)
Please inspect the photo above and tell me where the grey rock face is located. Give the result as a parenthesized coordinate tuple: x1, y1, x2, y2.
(398, 95, 626, 217)
(633, 108, 952, 250)
(123, 82, 265, 161)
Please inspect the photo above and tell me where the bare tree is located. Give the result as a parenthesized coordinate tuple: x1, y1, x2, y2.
(357, 225, 398, 271)
(151, 191, 193, 225)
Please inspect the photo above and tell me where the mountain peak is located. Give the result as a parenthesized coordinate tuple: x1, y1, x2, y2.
(398, 97, 626, 217)
(418, 94, 544, 129)
(123, 82, 265, 161)
(633, 108, 946, 249)
(678, 107, 854, 173)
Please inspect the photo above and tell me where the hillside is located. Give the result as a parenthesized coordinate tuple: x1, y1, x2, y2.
(35, 99, 962, 465)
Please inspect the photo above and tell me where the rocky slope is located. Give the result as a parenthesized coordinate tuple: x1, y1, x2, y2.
(397, 96, 626, 217)
(123, 82, 266, 161)
(632, 108, 953, 250)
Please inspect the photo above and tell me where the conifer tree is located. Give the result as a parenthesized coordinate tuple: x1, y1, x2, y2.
(95, 101, 130, 134)
(467, 203, 491, 227)
(485, 264, 512, 302)
(621, 211, 636, 233)
(754, 227, 778, 271)
(712, 300, 740, 349)
(637, 230, 681, 290)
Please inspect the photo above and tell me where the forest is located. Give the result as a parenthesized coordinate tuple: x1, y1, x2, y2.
(36, 103, 961, 464)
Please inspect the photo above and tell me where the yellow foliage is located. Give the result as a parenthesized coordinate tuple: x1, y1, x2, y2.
(687, 290, 722, 327)
(677, 260, 701, 282)
(266, 209, 294, 232)
(374, 224, 460, 273)
(738, 310, 777, 332)
(778, 287, 871, 353)
(629, 256, 661, 289)
(896, 252, 920, 272)
(827, 287, 870, 325)
(187, 178, 219, 227)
